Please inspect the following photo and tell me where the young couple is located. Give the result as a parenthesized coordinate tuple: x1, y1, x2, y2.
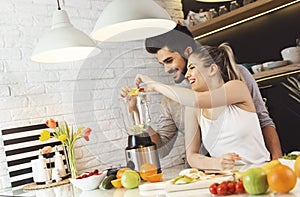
(121, 25, 282, 170)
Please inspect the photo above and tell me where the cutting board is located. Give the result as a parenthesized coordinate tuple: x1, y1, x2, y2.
(139, 175, 233, 192)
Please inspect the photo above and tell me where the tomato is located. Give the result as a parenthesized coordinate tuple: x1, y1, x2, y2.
(217, 183, 227, 195)
(235, 180, 245, 193)
(227, 181, 236, 194)
(209, 183, 219, 195)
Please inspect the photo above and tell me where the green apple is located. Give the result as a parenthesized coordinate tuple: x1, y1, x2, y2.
(121, 170, 141, 189)
(243, 167, 269, 195)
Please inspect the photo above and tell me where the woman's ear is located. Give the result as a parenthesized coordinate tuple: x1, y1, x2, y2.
(184, 47, 193, 58)
(209, 64, 219, 76)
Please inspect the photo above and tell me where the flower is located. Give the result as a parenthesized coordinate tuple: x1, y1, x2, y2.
(39, 118, 92, 147)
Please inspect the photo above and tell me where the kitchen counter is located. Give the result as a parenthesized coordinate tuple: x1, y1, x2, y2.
(1, 164, 300, 197)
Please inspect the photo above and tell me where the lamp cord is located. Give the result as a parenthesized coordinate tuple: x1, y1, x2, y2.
(57, 0, 61, 10)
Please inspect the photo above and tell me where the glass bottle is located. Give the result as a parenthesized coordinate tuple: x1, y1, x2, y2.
(230, 1, 240, 11)
(208, 8, 218, 19)
(218, 5, 228, 16)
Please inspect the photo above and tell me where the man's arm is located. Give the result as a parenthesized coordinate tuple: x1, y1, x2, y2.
(238, 65, 282, 159)
(149, 96, 179, 158)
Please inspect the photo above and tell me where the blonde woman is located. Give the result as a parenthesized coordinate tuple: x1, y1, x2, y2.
(136, 43, 270, 170)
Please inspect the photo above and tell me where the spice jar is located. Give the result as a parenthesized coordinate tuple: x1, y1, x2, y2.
(243, 0, 253, 6)
(230, 1, 240, 11)
(208, 8, 218, 19)
(218, 5, 228, 16)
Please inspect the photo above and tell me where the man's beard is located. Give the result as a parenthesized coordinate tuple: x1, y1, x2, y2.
(174, 59, 188, 84)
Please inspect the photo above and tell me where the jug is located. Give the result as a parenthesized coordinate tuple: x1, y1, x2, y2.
(120, 90, 161, 172)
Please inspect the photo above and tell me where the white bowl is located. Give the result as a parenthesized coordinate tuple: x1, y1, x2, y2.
(251, 64, 263, 73)
(70, 170, 107, 191)
(281, 47, 300, 64)
(278, 158, 295, 170)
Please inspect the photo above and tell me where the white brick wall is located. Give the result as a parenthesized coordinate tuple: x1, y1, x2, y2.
(0, 0, 184, 189)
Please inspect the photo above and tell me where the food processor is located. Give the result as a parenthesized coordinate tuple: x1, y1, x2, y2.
(120, 90, 161, 172)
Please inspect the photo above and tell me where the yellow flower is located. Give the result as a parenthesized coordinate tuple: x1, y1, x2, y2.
(39, 130, 50, 142)
(58, 134, 67, 141)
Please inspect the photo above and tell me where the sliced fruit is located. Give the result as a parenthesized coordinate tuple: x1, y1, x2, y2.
(139, 163, 157, 181)
(128, 88, 139, 96)
(145, 173, 163, 182)
(117, 168, 131, 179)
(111, 178, 123, 188)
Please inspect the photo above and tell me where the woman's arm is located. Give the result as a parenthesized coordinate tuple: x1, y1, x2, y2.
(136, 74, 253, 110)
(184, 107, 241, 170)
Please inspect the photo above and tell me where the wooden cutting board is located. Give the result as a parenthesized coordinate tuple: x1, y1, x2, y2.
(139, 175, 233, 192)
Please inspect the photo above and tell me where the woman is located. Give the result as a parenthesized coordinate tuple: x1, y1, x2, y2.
(136, 43, 270, 170)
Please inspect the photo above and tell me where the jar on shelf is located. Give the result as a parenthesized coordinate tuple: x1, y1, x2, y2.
(208, 8, 218, 19)
(230, 1, 240, 11)
(243, 0, 254, 6)
(218, 5, 228, 16)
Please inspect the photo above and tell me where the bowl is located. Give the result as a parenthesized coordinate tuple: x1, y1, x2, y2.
(70, 170, 107, 191)
(251, 64, 263, 74)
(281, 47, 300, 64)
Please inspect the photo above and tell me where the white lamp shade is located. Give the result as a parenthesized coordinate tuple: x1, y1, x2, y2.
(91, 0, 177, 42)
(31, 10, 100, 63)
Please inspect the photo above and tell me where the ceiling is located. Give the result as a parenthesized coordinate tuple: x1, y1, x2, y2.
(182, 0, 245, 18)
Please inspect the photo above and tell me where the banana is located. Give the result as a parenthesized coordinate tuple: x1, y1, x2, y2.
(260, 160, 281, 173)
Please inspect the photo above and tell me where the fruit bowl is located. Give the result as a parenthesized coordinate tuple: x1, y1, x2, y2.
(70, 170, 107, 191)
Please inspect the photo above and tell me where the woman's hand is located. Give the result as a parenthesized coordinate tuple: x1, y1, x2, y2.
(135, 74, 157, 92)
(217, 153, 241, 170)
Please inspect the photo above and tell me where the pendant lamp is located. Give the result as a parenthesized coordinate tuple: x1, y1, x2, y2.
(31, 1, 100, 63)
(91, 0, 177, 42)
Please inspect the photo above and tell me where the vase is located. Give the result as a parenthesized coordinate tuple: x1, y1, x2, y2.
(67, 144, 77, 179)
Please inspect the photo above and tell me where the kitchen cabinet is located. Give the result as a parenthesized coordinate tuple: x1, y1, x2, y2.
(254, 64, 300, 154)
(189, 0, 297, 39)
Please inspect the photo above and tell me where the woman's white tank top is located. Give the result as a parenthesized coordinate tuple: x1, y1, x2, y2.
(200, 105, 270, 164)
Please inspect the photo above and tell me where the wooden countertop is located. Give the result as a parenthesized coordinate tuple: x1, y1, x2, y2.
(253, 64, 300, 82)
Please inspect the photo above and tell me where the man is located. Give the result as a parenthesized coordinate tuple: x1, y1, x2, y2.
(122, 24, 282, 160)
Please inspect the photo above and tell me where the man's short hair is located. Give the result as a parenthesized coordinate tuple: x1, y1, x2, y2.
(145, 24, 196, 57)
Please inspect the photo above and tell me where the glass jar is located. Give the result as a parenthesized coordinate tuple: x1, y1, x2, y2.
(208, 8, 218, 19)
(218, 5, 228, 16)
(230, 1, 240, 11)
(243, 0, 254, 6)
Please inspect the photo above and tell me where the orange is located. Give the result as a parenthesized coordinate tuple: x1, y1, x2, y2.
(116, 168, 131, 179)
(139, 163, 157, 181)
(267, 164, 297, 193)
(145, 173, 163, 182)
(111, 178, 123, 188)
(294, 155, 300, 178)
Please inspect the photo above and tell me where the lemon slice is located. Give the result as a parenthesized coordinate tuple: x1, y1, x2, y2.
(128, 88, 139, 96)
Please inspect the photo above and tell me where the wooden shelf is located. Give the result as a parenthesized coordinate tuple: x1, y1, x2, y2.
(253, 64, 300, 82)
(189, 0, 298, 39)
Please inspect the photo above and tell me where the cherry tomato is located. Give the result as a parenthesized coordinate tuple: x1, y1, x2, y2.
(235, 180, 246, 194)
(209, 183, 219, 195)
(227, 181, 236, 194)
(217, 183, 228, 195)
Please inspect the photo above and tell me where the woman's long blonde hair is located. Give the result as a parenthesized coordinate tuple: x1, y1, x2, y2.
(193, 43, 244, 82)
